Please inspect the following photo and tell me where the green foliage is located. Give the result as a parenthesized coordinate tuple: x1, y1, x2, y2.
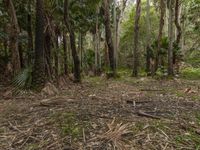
(83, 49, 95, 69)
(185, 50, 200, 68)
(181, 67, 200, 80)
(12, 67, 32, 92)
(52, 112, 82, 139)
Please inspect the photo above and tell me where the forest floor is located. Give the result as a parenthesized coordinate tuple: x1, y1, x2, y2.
(0, 76, 200, 150)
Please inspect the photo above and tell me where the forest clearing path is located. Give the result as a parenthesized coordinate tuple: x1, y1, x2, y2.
(0, 77, 200, 149)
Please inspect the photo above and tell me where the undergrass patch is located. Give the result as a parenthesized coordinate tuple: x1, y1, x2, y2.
(181, 67, 200, 80)
(51, 112, 82, 139)
(175, 114, 200, 149)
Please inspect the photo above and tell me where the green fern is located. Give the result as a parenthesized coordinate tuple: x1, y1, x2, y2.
(12, 67, 32, 94)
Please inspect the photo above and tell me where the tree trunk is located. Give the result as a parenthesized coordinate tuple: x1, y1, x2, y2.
(27, 0, 33, 66)
(168, 0, 174, 76)
(175, 0, 182, 45)
(64, 0, 81, 82)
(155, 0, 165, 75)
(113, 0, 118, 68)
(54, 33, 59, 77)
(132, 0, 141, 77)
(63, 32, 68, 75)
(103, 0, 116, 76)
(32, 0, 46, 90)
(44, 28, 53, 79)
(4, 0, 21, 75)
(145, 0, 151, 75)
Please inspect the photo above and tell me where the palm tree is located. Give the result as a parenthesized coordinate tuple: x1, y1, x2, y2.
(32, 0, 46, 90)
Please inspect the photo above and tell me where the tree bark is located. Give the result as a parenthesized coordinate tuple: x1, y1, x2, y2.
(27, 0, 33, 65)
(155, 0, 166, 75)
(145, 0, 151, 75)
(63, 32, 68, 75)
(64, 0, 81, 82)
(103, 0, 116, 76)
(132, 0, 141, 77)
(32, 0, 46, 90)
(44, 27, 53, 79)
(175, 0, 182, 45)
(168, 0, 174, 76)
(4, 0, 21, 75)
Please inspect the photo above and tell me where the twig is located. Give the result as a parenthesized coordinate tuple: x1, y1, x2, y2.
(137, 110, 161, 119)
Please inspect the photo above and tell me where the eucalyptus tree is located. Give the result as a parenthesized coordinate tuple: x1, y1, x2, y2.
(132, 0, 141, 77)
(168, 0, 174, 75)
(154, 0, 165, 75)
(103, 0, 116, 77)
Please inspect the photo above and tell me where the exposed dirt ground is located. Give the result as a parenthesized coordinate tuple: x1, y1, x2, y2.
(0, 77, 200, 150)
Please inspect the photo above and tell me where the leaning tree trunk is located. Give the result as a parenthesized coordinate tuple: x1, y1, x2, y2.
(132, 0, 141, 77)
(103, 0, 116, 77)
(64, 0, 81, 82)
(32, 0, 46, 90)
(154, 0, 165, 75)
(4, 0, 21, 75)
(168, 0, 174, 76)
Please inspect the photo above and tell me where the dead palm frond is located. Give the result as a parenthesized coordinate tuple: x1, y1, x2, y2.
(97, 119, 133, 150)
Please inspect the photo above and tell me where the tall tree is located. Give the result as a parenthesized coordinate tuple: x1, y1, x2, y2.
(132, 0, 141, 77)
(103, 0, 116, 76)
(4, 0, 21, 75)
(27, 0, 33, 65)
(145, 0, 151, 75)
(168, 0, 174, 75)
(155, 0, 166, 75)
(63, 32, 68, 75)
(64, 0, 81, 82)
(32, 0, 46, 90)
(174, 0, 181, 45)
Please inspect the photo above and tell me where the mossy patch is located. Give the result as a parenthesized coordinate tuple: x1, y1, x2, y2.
(51, 112, 82, 139)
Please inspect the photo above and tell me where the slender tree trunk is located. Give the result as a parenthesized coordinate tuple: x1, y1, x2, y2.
(175, 0, 182, 45)
(145, 0, 151, 75)
(168, 0, 174, 76)
(103, 0, 116, 76)
(64, 0, 81, 82)
(4, 0, 21, 75)
(63, 33, 68, 75)
(27, 0, 33, 65)
(44, 28, 53, 79)
(32, 0, 46, 90)
(113, 0, 118, 68)
(94, 13, 101, 75)
(132, 0, 141, 77)
(55, 33, 59, 77)
(155, 0, 165, 75)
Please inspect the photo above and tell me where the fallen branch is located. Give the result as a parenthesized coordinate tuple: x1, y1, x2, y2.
(137, 110, 161, 119)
